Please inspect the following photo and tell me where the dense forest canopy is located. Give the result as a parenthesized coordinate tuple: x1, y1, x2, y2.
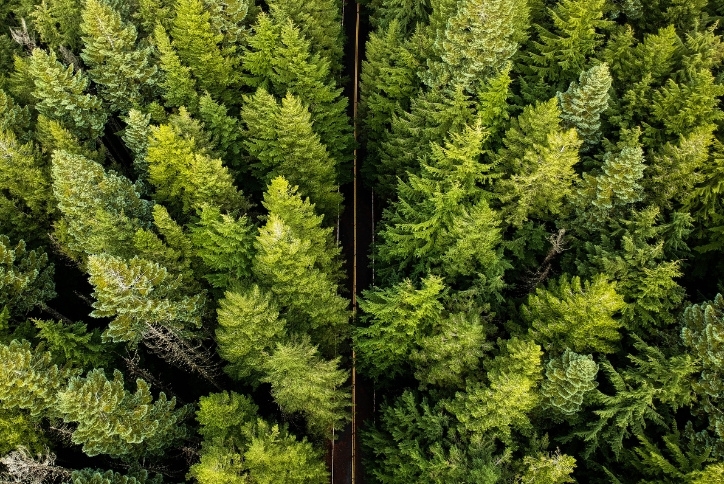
(0, 0, 724, 482)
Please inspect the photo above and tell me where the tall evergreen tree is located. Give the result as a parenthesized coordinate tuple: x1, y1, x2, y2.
(0, 236, 55, 317)
(80, 0, 156, 114)
(540, 349, 599, 420)
(557, 63, 611, 151)
(153, 24, 199, 109)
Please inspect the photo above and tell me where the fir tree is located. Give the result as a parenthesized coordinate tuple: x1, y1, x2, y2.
(80, 0, 156, 114)
(121, 109, 151, 180)
(26, 48, 107, 140)
(524, 274, 625, 354)
(170, 0, 237, 101)
(0, 236, 55, 317)
(87, 254, 203, 347)
(57, 369, 188, 458)
(557, 63, 611, 151)
(262, 337, 349, 437)
(146, 120, 247, 217)
(154, 24, 198, 109)
(540, 349, 599, 419)
(216, 286, 286, 382)
(197, 93, 243, 166)
(190, 204, 255, 289)
(31, 0, 83, 50)
(241, 89, 342, 218)
(517, 451, 576, 484)
(242, 13, 352, 164)
(495, 98, 582, 227)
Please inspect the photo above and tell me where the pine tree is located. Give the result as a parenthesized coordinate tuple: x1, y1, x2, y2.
(170, 0, 237, 101)
(557, 63, 612, 150)
(216, 286, 286, 382)
(524, 274, 625, 354)
(528, 0, 610, 87)
(253, 211, 348, 352)
(267, 0, 344, 72)
(681, 294, 724, 443)
(153, 24, 199, 109)
(26, 48, 107, 140)
(146, 120, 247, 217)
(241, 14, 351, 164)
(241, 89, 342, 218)
(51, 150, 151, 261)
(0, 340, 74, 417)
(57, 369, 188, 458)
(0, 236, 55, 317)
(495, 98, 582, 227)
(0, 129, 53, 243)
(87, 254, 203, 347)
(80, 0, 156, 114)
(355, 275, 445, 379)
(430, 0, 528, 92)
(262, 337, 349, 437)
(190, 204, 255, 289)
(540, 349, 599, 419)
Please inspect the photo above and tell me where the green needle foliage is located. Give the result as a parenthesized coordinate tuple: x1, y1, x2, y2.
(540, 349, 599, 420)
(0, 236, 55, 317)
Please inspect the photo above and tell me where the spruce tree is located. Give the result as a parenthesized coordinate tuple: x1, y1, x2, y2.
(80, 0, 156, 114)
(241, 14, 351, 164)
(0, 236, 55, 317)
(524, 274, 625, 354)
(216, 286, 286, 382)
(197, 93, 243, 166)
(26, 48, 107, 140)
(557, 63, 611, 151)
(153, 24, 199, 109)
(57, 369, 188, 458)
(241, 89, 342, 218)
(262, 337, 349, 437)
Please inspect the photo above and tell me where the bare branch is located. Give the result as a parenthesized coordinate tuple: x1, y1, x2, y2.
(0, 447, 70, 484)
(9, 19, 36, 53)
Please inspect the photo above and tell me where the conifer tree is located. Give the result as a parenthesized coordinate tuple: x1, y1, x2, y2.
(253, 213, 348, 351)
(448, 337, 543, 444)
(31, 0, 83, 50)
(146, 121, 246, 217)
(540, 349, 598, 419)
(121, 109, 151, 179)
(495, 98, 582, 227)
(154, 24, 199, 109)
(528, 0, 610, 87)
(259, 176, 343, 287)
(0, 129, 52, 242)
(524, 274, 625, 354)
(57, 369, 188, 458)
(0, 236, 55, 317)
(34, 320, 107, 370)
(242, 14, 351, 164)
(267, 0, 343, 71)
(557, 63, 611, 151)
(262, 337, 349, 437)
(359, 19, 420, 166)
(216, 286, 286, 382)
(189, 204, 255, 289)
(517, 451, 576, 484)
(197, 93, 243, 166)
(87, 254, 203, 347)
(26, 49, 107, 140)
(80, 0, 156, 114)
(430, 0, 528, 92)
(241, 89, 342, 218)
(51, 150, 151, 261)
(170, 0, 237, 101)
(0, 340, 73, 417)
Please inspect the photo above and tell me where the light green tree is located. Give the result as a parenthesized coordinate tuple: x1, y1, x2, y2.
(241, 88, 342, 219)
(26, 49, 107, 140)
(516, 451, 576, 484)
(216, 286, 286, 382)
(154, 24, 198, 109)
(262, 337, 349, 437)
(540, 349, 599, 419)
(524, 274, 625, 354)
(557, 63, 611, 150)
(57, 369, 188, 458)
(80, 0, 156, 114)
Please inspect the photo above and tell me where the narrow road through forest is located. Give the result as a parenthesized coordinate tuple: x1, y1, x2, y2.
(327, 1, 375, 482)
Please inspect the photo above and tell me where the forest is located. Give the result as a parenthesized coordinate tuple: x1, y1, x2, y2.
(0, 0, 723, 482)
